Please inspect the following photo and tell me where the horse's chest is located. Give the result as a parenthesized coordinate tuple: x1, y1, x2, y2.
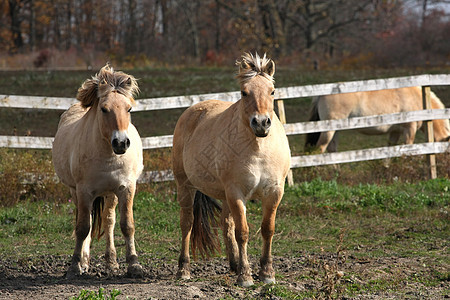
(238, 158, 281, 199)
(73, 155, 135, 188)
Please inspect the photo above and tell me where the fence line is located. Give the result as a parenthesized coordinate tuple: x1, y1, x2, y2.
(291, 142, 449, 168)
(1, 74, 450, 111)
(1, 74, 449, 182)
(1, 109, 449, 149)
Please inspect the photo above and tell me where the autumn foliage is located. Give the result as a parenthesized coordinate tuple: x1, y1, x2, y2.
(0, 0, 449, 69)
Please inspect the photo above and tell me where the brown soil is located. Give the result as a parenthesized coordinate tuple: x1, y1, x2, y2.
(0, 252, 448, 299)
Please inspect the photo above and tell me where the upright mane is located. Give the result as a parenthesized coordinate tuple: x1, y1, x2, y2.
(236, 52, 275, 85)
(77, 64, 139, 108)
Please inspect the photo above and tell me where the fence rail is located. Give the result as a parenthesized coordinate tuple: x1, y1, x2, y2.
(2, 109, 449, 149)
(1, 74, 449, 182)
(1, 74, 449, 111)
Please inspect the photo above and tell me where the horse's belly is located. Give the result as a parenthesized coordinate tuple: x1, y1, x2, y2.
(184, 161, 226, 200)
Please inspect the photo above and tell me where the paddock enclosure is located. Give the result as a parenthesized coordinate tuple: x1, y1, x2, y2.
(1, 73, 449, 180)
(0, 71, 449, 299)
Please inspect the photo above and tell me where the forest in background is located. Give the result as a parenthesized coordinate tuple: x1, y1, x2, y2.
(1, 0, 449, 69)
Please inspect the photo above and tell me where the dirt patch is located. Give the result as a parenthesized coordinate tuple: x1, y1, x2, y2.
(0, 252, 448, 299)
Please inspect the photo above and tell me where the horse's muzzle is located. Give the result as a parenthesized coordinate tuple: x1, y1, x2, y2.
(250, 115, 271, 137)
(111, 131, 130, 155)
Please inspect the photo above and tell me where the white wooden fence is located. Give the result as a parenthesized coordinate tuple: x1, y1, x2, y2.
(1, 74, 449, 182)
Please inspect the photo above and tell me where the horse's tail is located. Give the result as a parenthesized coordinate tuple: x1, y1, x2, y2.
(191, 190, 222, 259)
(305, 96, 321, 151)
(91, 196, 105, 240)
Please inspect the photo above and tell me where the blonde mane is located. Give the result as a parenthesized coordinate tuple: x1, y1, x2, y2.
(77, 64, 139, 108)
(236, 52, 275, 84)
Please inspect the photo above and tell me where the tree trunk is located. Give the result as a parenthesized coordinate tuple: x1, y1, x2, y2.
(257, 0, 285, 56)
(8, 0, 24, 52)
(29, 0, 35, 51)
(66, 0, 72, 50)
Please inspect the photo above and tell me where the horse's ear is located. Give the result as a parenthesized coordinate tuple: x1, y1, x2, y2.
(266, 59, 275, 77)
(240, 60, 252, 73)
(77, 78, 99, 108)
(125, 77, 132, 85)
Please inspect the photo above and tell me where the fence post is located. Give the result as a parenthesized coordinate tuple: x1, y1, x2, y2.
(421, 86, 437, 179)
(275, 99, 294, 186)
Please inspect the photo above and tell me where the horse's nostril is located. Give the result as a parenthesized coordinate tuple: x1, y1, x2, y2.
(112, 139, 119, 148)
(126, 138, 130, 148)
(251, 117, 258, 126)
(266, 118, 271, 126)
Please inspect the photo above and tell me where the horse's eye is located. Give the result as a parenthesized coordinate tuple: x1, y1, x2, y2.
(271, 90, 275, 96)
(101, 107, 108, 113)
(127, 107, 132, 113)
(241, 91, 248, 97)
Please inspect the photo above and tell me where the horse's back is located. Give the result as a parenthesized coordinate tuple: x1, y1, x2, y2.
(173, 100, 232, 151)
(57, 103, 88, 129)
(175, 100, 232, 133)
(317, 87, 423, 120)
(53, 104, 87, 187)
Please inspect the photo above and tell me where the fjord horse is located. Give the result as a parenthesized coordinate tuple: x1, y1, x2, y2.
(52, 64, 144, 278)
(172, 53, 291, 287)
(305, 87, 450, 153)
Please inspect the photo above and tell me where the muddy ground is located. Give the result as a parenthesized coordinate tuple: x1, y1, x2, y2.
(0, 251, 448, 299)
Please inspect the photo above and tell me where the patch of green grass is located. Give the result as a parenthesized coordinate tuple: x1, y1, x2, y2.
(258, 284, 299, 299)
(0, 199, 74, 256)
(70, 288, 121, 300)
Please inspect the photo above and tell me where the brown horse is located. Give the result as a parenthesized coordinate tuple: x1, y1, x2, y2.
(52, 64, 143, 278)
(305, 87, 450, 153)
(172, 53, 291, 287)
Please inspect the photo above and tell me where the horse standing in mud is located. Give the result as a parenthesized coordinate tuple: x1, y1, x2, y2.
(305, 87, 450, 153)
(52, 64, 144, 278)
(172, 53, 291, 287)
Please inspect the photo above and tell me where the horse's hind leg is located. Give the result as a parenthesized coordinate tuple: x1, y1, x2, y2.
(259, 187, 283, 284)
(317, 130, 336, 153)
(67, 188, 92, 278)
(221, 200, 239, 273)
(403, 123, 417, 144)
(103, 195, 119, 272)
(176, 182, 196, 280)
(118, 182, 143, 277)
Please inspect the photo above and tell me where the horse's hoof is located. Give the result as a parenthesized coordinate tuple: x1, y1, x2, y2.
(176, 269, 191, 280)
(237, 279, 254, 287)
(260, 276, 276, 284)
(107, 262, 120, 272)
(66, 264, 83, 279)
(127, 263, 143, 278)
(237, 274, 254, 287)
(106, 263, 120, 276)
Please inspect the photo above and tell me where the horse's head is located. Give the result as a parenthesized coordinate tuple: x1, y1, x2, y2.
(236, 52, 276, 137)
(77, 64, 139, 155)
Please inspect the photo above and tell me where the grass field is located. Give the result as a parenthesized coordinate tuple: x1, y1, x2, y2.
(0, 66, 449, 298)
(0, 179, 448, 298)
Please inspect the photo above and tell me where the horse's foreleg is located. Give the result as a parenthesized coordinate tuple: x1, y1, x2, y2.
(259, 188, 283, 284)
(221, 201, 239, 273)
(226, 189, 253, 287)
(118, 183, 142, 277)
(103, 195, 119, 272)
(67, 189, 92, 278)
(176, 183, 195, 280)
